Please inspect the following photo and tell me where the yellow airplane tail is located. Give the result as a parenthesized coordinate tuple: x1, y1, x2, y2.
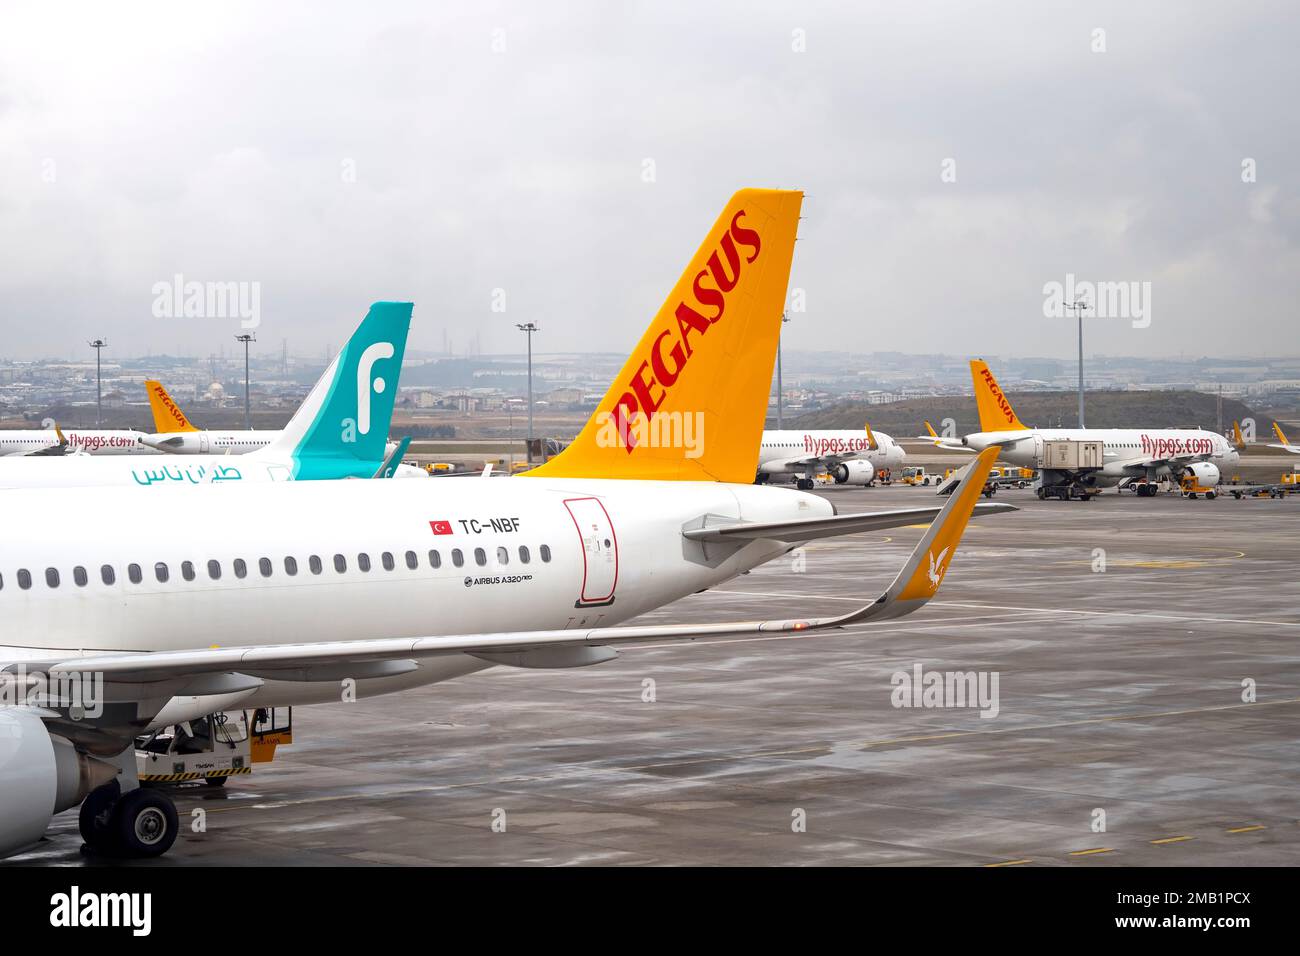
(526, 188, 803, 482)
(1275, 422, 1291, 445)
(1232, 420, 1245, 448)
(145, 380, 199, 433)
(969, 359, 1029, 433)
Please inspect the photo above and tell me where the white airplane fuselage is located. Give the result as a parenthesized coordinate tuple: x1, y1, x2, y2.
(145, 430, 274, 455)
(0, 477, 827, 713)
(0, 429, 154, 456)
(758, 429, 906, 480)
(963, 427, 1238, 485)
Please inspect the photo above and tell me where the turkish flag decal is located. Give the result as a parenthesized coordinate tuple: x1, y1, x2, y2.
(429, 520, 453, 535)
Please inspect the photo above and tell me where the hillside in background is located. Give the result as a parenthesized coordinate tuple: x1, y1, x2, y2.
(791, 390, 1277, 437)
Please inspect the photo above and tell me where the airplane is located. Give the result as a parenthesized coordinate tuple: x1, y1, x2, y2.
(921, 360, 1241, 498)
(0, 423, 155, 457)
(0, 188, 1014, 860)
(755, 424, 905, 488)
(1268, 422, 1300, 454)
(0, 302, 424, 489)
(140, 380, 275, 455)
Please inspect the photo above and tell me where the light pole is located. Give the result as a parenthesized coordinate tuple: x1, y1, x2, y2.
(776, 312, 790, 429)
(88, 339, 107, 427)
(516, 323, 538, 462)
(507, 402, 515, 470)
(234, 333, 255, 430)
(1065, 298, 1089, 427)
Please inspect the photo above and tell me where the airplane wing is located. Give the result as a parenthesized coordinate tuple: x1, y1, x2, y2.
(766, 453, 853, 471)
(913, 423, 972, 452)
(11, 425, 72, 457)
(683, 502, 1015, 544)
(140, 435, 187, 454)
(37, 447, 1005, 685)
(1133, 451, 1216, 470)
(372, 436, 412, 478)
(1265, 422, 1299, 454)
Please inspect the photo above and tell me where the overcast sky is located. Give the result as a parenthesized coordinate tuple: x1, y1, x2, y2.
(1, 1, 1296, 364)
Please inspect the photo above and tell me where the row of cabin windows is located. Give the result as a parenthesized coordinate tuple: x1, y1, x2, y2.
(0, 544, 553, 591)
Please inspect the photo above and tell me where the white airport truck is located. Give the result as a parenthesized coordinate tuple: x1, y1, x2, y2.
(135, 708, 293, 787)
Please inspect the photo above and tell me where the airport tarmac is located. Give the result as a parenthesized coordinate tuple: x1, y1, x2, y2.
(10, 483, 1299, 867)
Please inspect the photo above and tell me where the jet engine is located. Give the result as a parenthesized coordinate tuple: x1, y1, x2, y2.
(0, 708, 118, 856)
(832, 460, 875, 485)
(1183, 461, 1221, 487)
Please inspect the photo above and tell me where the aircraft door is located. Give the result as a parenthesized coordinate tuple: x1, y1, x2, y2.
(563, 497, 618, 608)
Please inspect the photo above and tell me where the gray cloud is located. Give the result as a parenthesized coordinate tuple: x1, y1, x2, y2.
(0, 0, 1296, 362)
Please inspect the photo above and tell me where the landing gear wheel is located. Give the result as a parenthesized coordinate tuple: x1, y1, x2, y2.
(113, 789, 178, 858)
(204, 775, 228, 788)
(1206, 491, 1217, 500)
(1036, 487, 1046, 500)
(78, 780, 122, 853)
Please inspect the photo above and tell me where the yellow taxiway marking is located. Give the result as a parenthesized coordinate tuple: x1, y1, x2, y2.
(1226, 825, 1267, 834)
(1070, 847, 1114, 856)
(1150, 835, 1194, 845)
(984, 859, 1032, 867)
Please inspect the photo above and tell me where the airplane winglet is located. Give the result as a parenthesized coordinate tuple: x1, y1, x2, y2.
(864, 421, 878, 451)
(924, 420, 938, 439)
(831, 445, 999, 625)
(371, 436, 412, 478)
(54, 424, 67, 447)
(1232, 420, 1245, 448)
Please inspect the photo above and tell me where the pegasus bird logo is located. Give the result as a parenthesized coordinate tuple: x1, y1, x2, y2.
(355, 342, 395, 435)
(926, 547, 950, 591)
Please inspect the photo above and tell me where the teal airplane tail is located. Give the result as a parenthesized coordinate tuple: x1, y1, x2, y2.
(263, 301, 413, 479)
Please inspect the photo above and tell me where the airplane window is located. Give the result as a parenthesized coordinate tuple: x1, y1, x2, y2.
(259, 557, 273, 577)
(17, 569, 31, 590)
(0, 572, 3, 590)
(45, 568, 59, 588)
(519, 546, 530, 564)
(540, 545, 552, 563)
(207, 560, 221, 580)
(334, 554, 347, 573)
(429, 550, 442, 569)
(284, 556, 298, 576)
(357, 553, 371, 572)
(309, 555, 322, 574)
(102, 565, 116, 585)
(451, 549, 464, 568)
(405, 550, 418, 570)
(73, 566, 88, 587)
(474, 548, 486, 566)
(233, 559, 247, 579)
(181, 561, 195, 581)
(496, 546, 509, 565)
(128, 564, 143, 584)
(382, 552, 395, 571)
(155, 562, 169, 583)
